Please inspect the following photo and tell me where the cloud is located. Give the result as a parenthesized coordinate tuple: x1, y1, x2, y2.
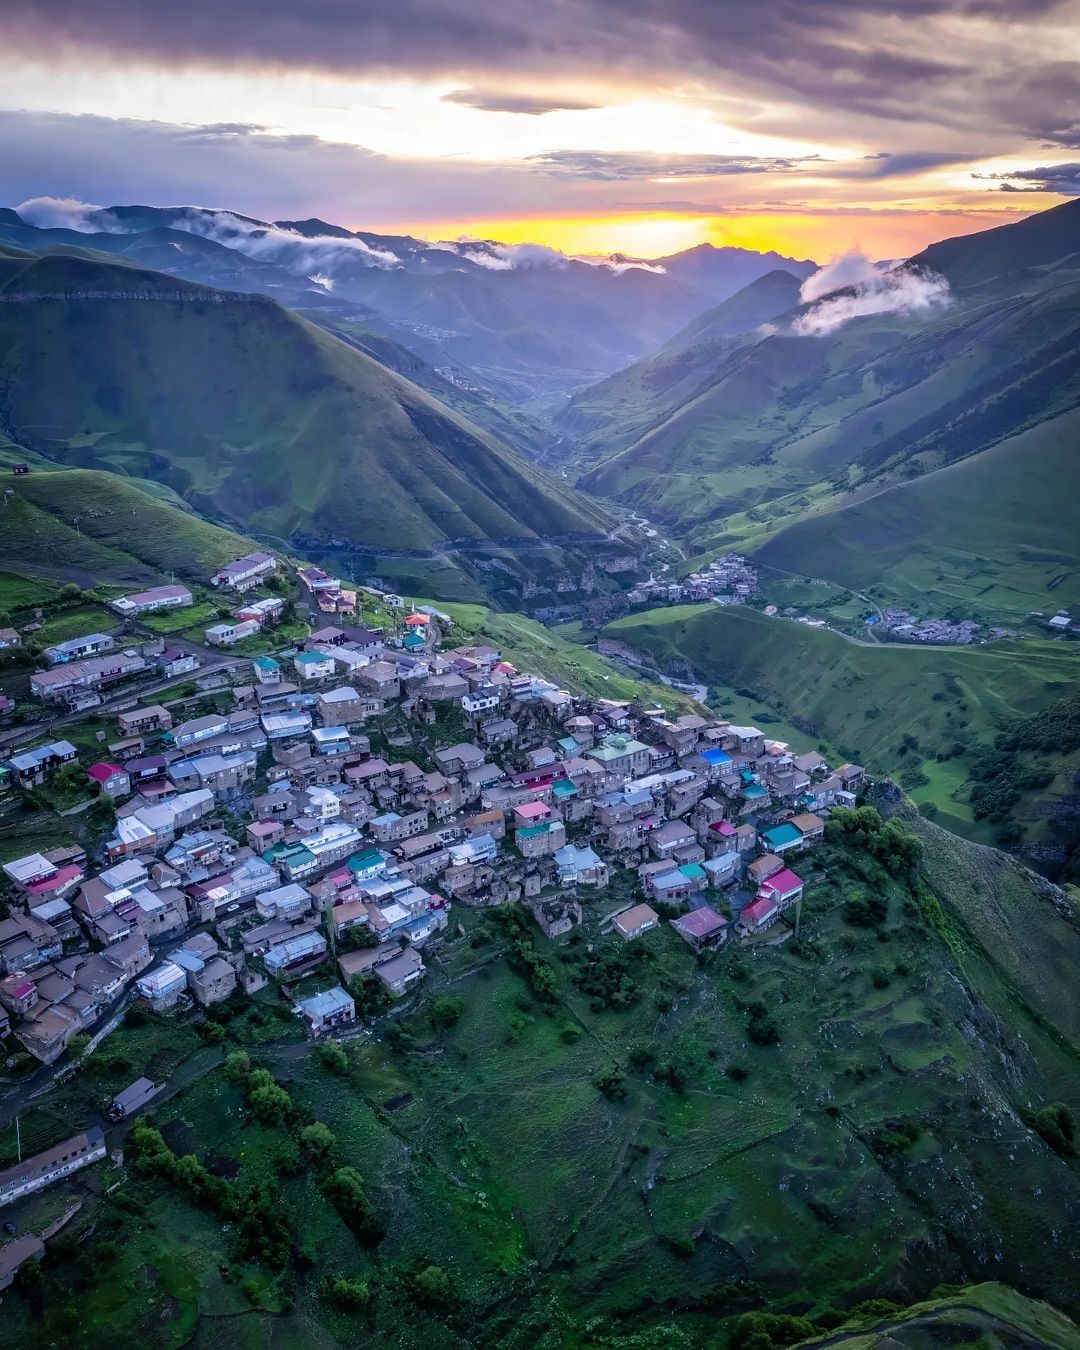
(845, 150, 984, 178)
(5, 0, 1075, 149)
(436, 238, 664, 274)
(527, 150, 822, 180)
(15, 191, 402, 271)
(972, 163, 1080, 194)
(793, 251, 951, 336)
(15, 194, 104, 230)
(613, 199, 721, 213)
(442, 88, 601, 115)
(798, 251, 879, 303)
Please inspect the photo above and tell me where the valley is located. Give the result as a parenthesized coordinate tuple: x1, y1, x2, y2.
(0, 186, 1077, 1350)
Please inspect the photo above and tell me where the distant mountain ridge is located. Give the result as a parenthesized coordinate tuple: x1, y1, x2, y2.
(0, 203, 817, 405)
(560, 197, 1080, 620)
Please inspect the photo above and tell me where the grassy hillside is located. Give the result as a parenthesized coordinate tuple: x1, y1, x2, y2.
(5, 819, 1080, 1344)
(604, 604, 1080, 850)
(567, 200, 1080, 618)
(0, 251, 614, 562)
(0, 468, 259, 589)
(663, 268, 804, 351)
(795, 1283, 1080, 1350)
(753, 406, 1080, 622)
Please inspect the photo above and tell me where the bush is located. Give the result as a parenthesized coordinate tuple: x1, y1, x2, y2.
(327, 1276, 372, 1312)
(593, 1067, 627, 1100)
(729, 1312, 818, 1350)
(411, 1264, 453, 1310)
(1024, 1102, 1077, 1157)
(301, 1122, 336, 1159)
(430, 996, 465, 1031)
(317, 1041, 349, 1074)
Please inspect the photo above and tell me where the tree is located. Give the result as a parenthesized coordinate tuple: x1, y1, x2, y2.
(349, 973, 392, 1019)
(317, 1041, 349, 1074)
(224, 1050, 251, 1085)
(301, 1122, 336, 1159)
(323, 1166, 384, 1244)
(327, 1276, 371, 1312)
(412, 1264, 453, 1309)
(430, 996, 464, 1031)
(245, 1067, 292, 1123)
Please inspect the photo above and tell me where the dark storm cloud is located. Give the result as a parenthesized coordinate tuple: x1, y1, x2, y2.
(5, 0, 1077, 141)
(527, 151, 823, 179)
(974, 163, 1080, 193)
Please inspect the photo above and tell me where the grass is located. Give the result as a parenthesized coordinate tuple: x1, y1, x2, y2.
(5, 825, 1080, 1346)
(605, 603, 1080, 849)
(753, 406, 1080, 626)
(0, 469, 260, 591)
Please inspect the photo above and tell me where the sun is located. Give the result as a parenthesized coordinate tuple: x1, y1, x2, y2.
(387, 213, 712, 258)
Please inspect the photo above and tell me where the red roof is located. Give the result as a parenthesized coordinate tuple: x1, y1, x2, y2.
(405, 614, 430, 626)
(760, 868, 803, 898)
(87, 761, 124, 782)
(710, 820, 736, 836)
(26, 863, 82, 895)
(740, 896, 778, 925)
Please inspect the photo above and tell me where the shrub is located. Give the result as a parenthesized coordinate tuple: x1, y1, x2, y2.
(430, 996, 465, 1030)
(317, 1041, 349, 1074)
(1024, 1102, 1077, 1156)
(411, 1264, 453, 1310)
(593, 1067, 627, 1100)
(327, 1276, 372, 1312)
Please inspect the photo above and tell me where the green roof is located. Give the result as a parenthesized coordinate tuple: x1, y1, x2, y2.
(552, 780, 579, 798)
(254, 655, 279, 670)
(294, 651, 324, 665)
(678, 863, 706, 879)
(587, 735, 647, 762)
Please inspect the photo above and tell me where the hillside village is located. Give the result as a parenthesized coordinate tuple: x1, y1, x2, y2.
(0, 550, 865, 1218)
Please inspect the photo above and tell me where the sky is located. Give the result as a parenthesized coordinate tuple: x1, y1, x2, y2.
(3, 1, 1079, 260)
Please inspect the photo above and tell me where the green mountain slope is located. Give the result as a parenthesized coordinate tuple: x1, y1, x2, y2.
(663, 268, 805, 350)
(754, 405, 1080, 621)
(0, 251, 615, 565)
(794, 1283, 1080, 1350)
(0, 467, 262, 589)
(568, 200, 1080, 597)
(603, 603, 1080, 854)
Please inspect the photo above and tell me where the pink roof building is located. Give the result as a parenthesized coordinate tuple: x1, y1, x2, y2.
(758, 868, 804, 904)
(513, 800, 552, 824)
(87, 762, 124, 782)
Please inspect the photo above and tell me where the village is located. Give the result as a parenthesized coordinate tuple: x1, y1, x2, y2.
(0, 549, 866, 1231)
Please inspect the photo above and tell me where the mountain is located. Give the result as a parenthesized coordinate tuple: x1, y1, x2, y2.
(662, 268, 805, 350)
(0, 247, 626, 605)
(0, 467, 263, 591)
(647, 241, 817, 299)
(1, 204, 721, 406)
(554, 269, 810, 465)
(569, 198, 1080, 610)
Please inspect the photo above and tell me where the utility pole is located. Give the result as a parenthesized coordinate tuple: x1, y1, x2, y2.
(15, 1114, 21, 1163)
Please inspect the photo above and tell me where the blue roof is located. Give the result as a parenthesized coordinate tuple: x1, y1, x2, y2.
(743, 784, 768, 800)
(700, 747, 732, 765)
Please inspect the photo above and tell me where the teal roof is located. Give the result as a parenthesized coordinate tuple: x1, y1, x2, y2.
(294, 650, 324, 665)
(678, 863, 706, 880)
(254, 655, 279, 670)
(762, 822, 801, 848)
(517, 822, 552, 839)
(743, 784, 768, 800)
(349, 849, 384, 873)
(552, 779, 579, 798)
